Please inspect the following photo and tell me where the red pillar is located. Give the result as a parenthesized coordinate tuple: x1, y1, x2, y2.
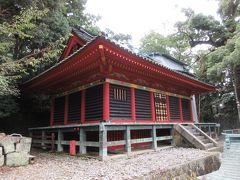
(64, 95, 69, 125)
(179, 98, 183, 122)
(166, 96, 170, 122)
(103, 82, 110, 121)
(81, 90, 85, 124)
(131, 87, 136, 122)
(50, 99, 54, 126)
(150, 91, 155, 122)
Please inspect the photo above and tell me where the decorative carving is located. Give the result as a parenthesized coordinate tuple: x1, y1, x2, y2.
(134, 79, 148, 86)
(111, 72, 129, 80)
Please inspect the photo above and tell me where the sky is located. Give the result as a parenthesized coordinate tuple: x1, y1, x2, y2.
(85, 0, 220, 47)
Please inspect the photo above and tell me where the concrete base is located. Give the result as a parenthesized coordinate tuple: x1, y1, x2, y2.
(138, 153, 221, 180)
(5, 152, 29, 167)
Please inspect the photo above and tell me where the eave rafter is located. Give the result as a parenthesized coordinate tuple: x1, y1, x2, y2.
(102, 44, 214, 93)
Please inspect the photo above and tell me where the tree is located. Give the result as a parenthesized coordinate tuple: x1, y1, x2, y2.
(175, 1, 240, 126)
(0, 0, 99, 118)
(139, 30, 191, 64)
(104, 28, 133, 50)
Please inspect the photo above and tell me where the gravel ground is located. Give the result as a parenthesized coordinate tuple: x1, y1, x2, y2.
(0, 147, 212, 180)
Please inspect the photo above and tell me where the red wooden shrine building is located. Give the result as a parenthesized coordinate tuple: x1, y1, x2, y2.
(24, 27, 215, 157)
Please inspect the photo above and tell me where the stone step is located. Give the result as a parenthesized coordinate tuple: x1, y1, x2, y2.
(193, 132, 201, 136)
(204, 143, 214, 149)
(195, 135, 205, 140)
(201, 138, 210, 144)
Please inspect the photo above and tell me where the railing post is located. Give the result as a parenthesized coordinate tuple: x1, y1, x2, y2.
(99, 123, 107, 160)
(57, 129, 63, 152)
(125, 126, 131, 154)
(29, 131, 32, 138)
(152, 125, 157, 150)
(208, 125, 212, 138)
(214, 126, 218, 139)
(79, 128, 86, 154)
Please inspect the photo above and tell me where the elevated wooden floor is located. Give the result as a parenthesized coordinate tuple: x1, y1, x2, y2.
(29, 123, 219, 160)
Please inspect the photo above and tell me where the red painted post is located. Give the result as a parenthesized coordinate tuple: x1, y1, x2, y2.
(64, 95, 69, 125)
(131, 87, 136, 122)
(150, 91, 156, 122)
(50, 99, 54, 126)
(69, 140, 76, 156)
(103, 82, 110, 121)
(81, 90, 85, 124)
(179, 98, 183, 122)
(166, 96, 170, 122)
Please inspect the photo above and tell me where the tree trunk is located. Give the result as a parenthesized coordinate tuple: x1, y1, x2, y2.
(233, 65, 240, 122)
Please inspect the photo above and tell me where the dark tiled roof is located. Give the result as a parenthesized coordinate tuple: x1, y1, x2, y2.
(24, 27, 214, 89)
(72, 26, 95, 42)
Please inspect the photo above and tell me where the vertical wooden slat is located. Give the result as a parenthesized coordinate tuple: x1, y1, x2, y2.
(64, 95, 69, 125)
(131, 87, 136, 121)
(81, 90, 85, 124)
(179, 97, 183, 122)
(50, 99, 54, 126)
(103, 82, 110, 121)
(166, 96, 170, 122)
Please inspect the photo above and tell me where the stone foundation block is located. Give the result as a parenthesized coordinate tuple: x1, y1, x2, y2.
(16, 137, 32, 153)
(0, 146, 3, 155)
(0, 155, 4, 166)
(5, 152, 29, 167)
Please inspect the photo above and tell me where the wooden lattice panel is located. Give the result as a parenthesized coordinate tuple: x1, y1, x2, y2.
(53, 96, 65, 124)
(169, 96, 180, 121)
(154, 93, 168, 122)
(68, 91, 81, 123)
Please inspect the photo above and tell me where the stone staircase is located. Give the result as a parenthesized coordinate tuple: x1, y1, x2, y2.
(174, 124, 218, 150)
(204, 133, 240, 180)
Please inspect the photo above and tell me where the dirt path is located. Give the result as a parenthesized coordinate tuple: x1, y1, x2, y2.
(0, 148, 214, 180)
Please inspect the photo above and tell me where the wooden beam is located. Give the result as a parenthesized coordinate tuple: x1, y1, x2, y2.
(150, 92, 156, 122)
(103, 82, 110, 121)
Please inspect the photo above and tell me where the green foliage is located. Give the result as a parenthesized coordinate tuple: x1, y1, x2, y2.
(140, 31, 171, 54)
(104, 28, 133, 49)
(177, 1, 240, 124)
(139, 30, 191, 64)
(0, 0, 98, 118)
